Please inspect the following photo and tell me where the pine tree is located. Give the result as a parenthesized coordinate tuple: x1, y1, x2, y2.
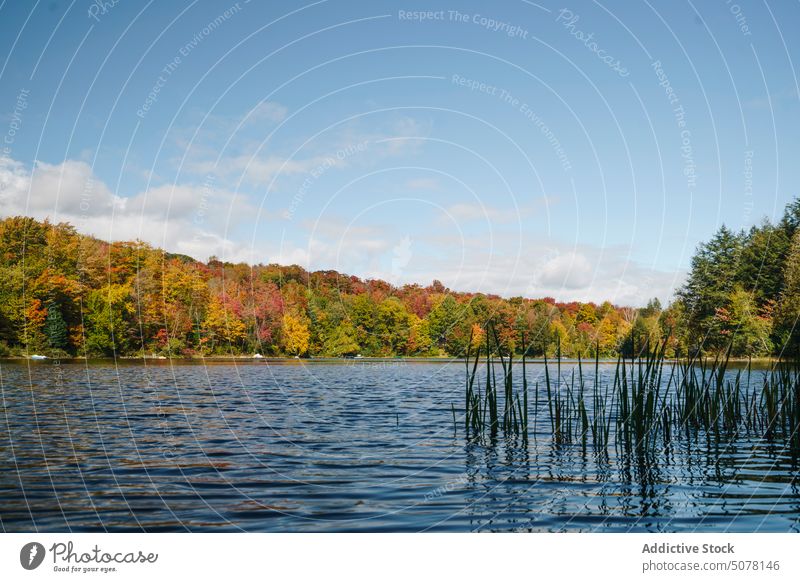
(780, 197, 800, 237)
(678, 225, 743, 352)
(737, 220, 790, 305)
(44, 301, 68, 351)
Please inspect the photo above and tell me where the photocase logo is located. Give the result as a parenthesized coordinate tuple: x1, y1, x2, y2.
(20, 542, 45, 570)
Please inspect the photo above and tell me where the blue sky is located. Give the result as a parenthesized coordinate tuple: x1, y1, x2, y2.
(1, 0, 798, 305)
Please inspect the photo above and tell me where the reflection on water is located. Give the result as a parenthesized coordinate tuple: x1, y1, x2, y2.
(0, 360, 798, 532)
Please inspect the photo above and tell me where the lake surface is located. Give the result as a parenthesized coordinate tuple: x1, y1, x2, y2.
(1, 359, 798, 532)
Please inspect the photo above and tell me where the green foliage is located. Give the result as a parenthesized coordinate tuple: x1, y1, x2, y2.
(719, 287, 772, 357)
(672, 198, 800, 356)
(427, 295, 462, 350)
(44, 301, 69, 352)
(679, 225, 743, 352)
(323, 322, 360, 356)
(737, 221, 789, 304)
(84, 284, 135, 356)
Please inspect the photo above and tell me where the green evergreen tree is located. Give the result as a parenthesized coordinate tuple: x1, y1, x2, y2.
(780, 197, 800, 238)
(678, 225, 743, 353)
(737, 220, 790, 306)
(44, 301, 69, 351)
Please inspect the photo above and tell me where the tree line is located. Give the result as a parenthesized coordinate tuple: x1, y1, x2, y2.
(1, 201, 799, 359)
(675, 198, 800, 357)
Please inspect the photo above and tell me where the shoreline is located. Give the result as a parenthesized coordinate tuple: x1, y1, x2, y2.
(0, 355, 784, 366)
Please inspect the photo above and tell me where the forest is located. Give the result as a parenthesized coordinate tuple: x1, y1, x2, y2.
(2, 198, 800, 359)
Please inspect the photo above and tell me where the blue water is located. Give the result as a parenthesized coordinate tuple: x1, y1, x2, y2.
(0, 360, 798, 532)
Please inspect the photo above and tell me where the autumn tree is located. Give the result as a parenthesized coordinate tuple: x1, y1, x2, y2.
(282, 312, 310, 356)
(775, 230, 800, 354)
(14, 207, 800, 360)
(202, 295, 247, 353)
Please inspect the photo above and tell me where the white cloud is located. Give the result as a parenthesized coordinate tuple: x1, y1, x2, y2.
(1, 158, 123, 219)
(442, 202, 523, 224)
(185, 153, 329, 185)
(0, 156, 257, 263)
(174, 111, 430, 192)
(405, 177, 440, 190)
(1, 156, 684, 306)
(272, 211, 682, 306)
(744, 88, 799, 110)
(244, 101, 288, 124)
(537, 252, 593, 289)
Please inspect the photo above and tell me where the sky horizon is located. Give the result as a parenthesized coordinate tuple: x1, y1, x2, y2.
(1, 1, 799, 307)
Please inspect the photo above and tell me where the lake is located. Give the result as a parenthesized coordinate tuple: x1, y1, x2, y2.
(1, 359, 798, 532)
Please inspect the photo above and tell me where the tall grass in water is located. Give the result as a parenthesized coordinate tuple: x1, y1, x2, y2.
(462, 322, 527, 441)
(456, 332, 800, 458)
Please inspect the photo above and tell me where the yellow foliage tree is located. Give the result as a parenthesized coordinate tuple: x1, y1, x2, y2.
(597, 316, 618, 355)
(282, 312, 310, 356)
(470, 323, 484, 351)
(203, 295, 247, 351)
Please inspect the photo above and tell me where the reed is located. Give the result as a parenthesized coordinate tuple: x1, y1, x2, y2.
(460, 322, 528, 441)
(454, 332, 800, 458)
